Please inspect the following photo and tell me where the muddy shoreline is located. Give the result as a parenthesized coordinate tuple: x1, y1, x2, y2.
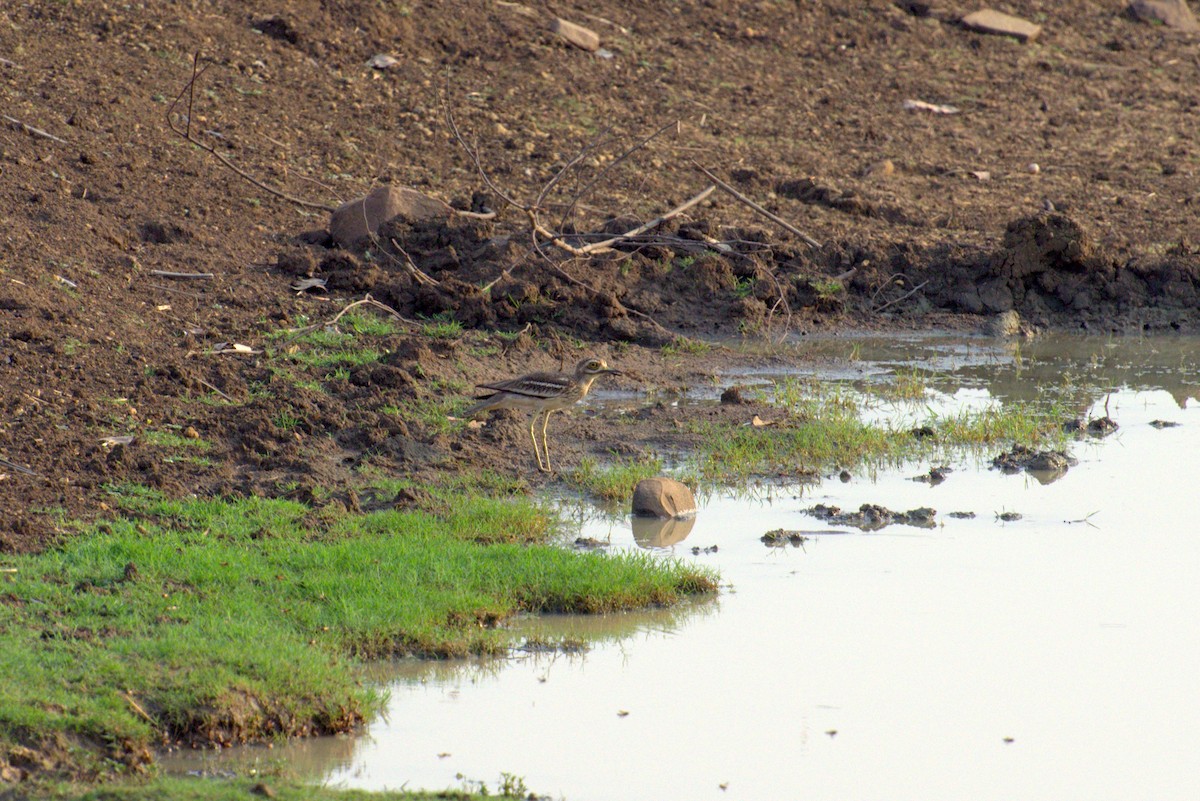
(5, 1, 1200, 546)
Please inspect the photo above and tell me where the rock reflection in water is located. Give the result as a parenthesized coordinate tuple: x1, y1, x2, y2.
(631, 515, 696, 548)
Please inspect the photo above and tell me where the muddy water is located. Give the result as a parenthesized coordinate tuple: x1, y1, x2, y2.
(167, 336, 1200, 801)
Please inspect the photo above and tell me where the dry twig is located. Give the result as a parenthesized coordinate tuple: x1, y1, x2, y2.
(873, 280, 929, 313)
(388, 239, 440, 287)
(693, 163, 822, 249)
(167, 53, 336, 212)
(0, 456, 38, 477)
(149, 270, 215, 280)
(196, 378, 233, 402)
(3, 114, 68, 144)
(284, 294, 418, 338)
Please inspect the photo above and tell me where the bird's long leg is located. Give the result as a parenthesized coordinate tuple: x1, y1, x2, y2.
(540, 410, 556, 472)
(528, 413, 546, 472)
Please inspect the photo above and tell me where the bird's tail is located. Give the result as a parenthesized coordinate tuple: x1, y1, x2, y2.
(463, 394, 499, 418)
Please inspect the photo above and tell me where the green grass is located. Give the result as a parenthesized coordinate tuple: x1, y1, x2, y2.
(141, 431, 213, 452)
(27, 776, 513, 800)
(660, 337, 713, 357)
(689, 377, 1073, 479)
(0, 490, 716, 778)
(269, 312, 400, 373)
(381, 381, 472, 437)
(569, 454, 666, 502)
(417, 314, 463, 340)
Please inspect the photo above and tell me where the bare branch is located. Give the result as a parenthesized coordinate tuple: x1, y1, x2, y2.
(873, 280, 929, 313)
(149, 270, 214, 280)
(2, 114, 68, 144)
(284, 294, 419, 338)
(167, 52, 336, 212)
(388, 239, 440, 287)
(444, 71, 523, 210)
(559, 119, 679, 228)
(693, 163, 822, 249)
(577, 184, 716, 254)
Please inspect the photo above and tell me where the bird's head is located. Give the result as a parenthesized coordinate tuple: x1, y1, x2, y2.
(576, 357, 621, 378)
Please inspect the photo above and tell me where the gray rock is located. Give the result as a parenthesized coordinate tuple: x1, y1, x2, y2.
(1127, 0, 1200, 31)
(961, 9, 1043, 42)
(550, 17, 600, 51)
(632, 477, 696, 519)
(329, 185, 451, 248)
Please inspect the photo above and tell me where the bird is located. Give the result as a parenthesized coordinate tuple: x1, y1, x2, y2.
(464, 357, 622, 472)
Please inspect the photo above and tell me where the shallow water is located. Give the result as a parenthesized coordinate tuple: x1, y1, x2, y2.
(167, 335, 1200, 801)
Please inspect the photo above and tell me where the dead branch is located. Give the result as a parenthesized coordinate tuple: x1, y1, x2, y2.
(873, 279, 929, 313)
(167, 53, 337, 212)
(2, 114, 68, 144)
(558, 119, 679, 229)
(121, 692, 158, 727)
(578, 185, 716, 254)
(443, 72, 523, 211)
(536, 125, 616, 213)
(149, 270, 215, 280)
(196, 378, 233, 402)
(0, 456, 39, 477)
(693, 163, 822, 250)
(284, 294, 419, 338)
(389, 239, 440, 287)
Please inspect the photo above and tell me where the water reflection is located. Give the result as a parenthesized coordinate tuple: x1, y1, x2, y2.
(165, 335, 1200, 801)
(630, 515, 696, 548)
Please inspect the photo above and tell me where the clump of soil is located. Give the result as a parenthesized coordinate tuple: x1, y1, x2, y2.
(991, 445, 1078, 474)
(806, 503, 937, 531)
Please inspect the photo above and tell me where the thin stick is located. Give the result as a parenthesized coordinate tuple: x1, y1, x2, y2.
(3, 115, 68, 144)
(444, 72, 522, 210)
(196, 378, 233, 402)
(578, 185, 715, 254)
(149, 270, 215, 280)
(121, 692, 158, 727)
(873, 280, 929, 313)
(284, 295, 418, 337)
(0, 568, 17, 574)
(0, 456, 38, 477)
(167, 53, 336, 212)
(389, 239, 440, 287)
(693, 163, 822, 249)
(535, 125, 615, 212)
(576, 10, 631, 35)
(559, 119, 679, 228)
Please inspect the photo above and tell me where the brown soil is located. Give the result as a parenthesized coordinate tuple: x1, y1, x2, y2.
(4, 1, 1200, 551)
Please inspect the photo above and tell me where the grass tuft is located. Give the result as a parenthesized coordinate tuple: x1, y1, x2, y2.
(0, 493, 716, 778)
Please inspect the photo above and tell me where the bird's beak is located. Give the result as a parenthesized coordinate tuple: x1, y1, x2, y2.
(603, 368, 623, 376)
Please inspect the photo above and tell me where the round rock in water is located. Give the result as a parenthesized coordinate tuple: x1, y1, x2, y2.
(632, 477, 696, 519)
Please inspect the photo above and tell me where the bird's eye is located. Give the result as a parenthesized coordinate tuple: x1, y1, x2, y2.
(587, 360, 601, 370)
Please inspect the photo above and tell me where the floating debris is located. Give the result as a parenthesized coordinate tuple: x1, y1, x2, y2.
(912, 465, 951, 484)
(573, 537, 607, 550)
(948, 511, 977, 519)
(1063, 416, 1120, 437)
(992, 444, 1076, 474)
(1150, 419, 1181, 429)
(760, 529, 810, 547)
(806, 503, 937, 531)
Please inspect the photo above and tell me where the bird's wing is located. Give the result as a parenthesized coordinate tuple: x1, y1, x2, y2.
(475, 372, 569, 399)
